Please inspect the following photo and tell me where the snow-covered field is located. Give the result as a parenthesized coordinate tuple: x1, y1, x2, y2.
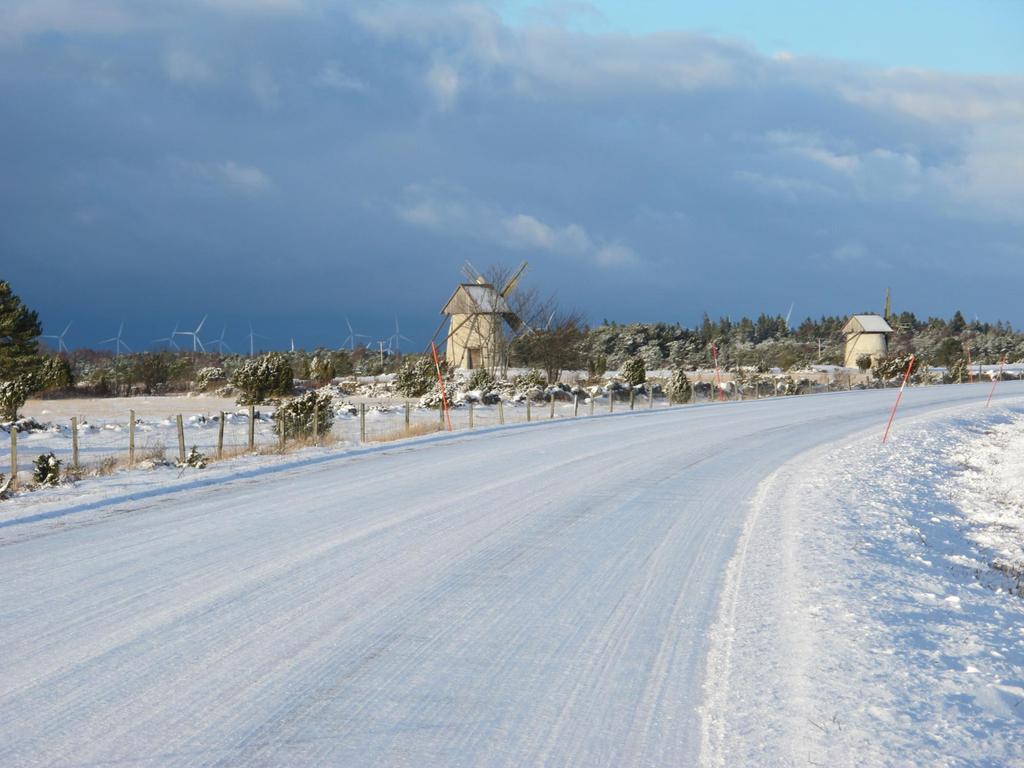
(6, 393, 641, 479)
(1, 382, 1022, 766)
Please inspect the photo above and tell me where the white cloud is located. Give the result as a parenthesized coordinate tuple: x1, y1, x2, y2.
(316, 61, 366, 91)
(502, 214, 591, 253)
(218, 161, 272, 193)
(0, 0, 136, 44)
(426, 59, 460, 110)
(177, 159, 273, 195)
(162, 49, 215, 85)
(595, 243, 638, 267)
(398, 184, 636, 267)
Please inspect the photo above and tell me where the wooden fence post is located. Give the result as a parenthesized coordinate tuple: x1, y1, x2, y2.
(217, 412, 225, 459)
(312, 406, 319, 446)
(526, 400, 532, 422)
(498, 400, 505, 425)
(649, 386, 654, 408)
(629, 389, 635, 410)
(360, 403, 367, 444)
(71, 416, 79, 470)
(574, 394, 579, 417)
(128, 409, 135, 468)
(404, 402, 411, 429)
(469, 402, 475, 429)
(9, 427, 17, 490)
(279, 413, 286, 452)
(609, 390, 614, 412)
(590, 396, 595, 416)
(248, 405, 255, 451)
(176, 415, 185, 464)
(549, 398, 555, 419)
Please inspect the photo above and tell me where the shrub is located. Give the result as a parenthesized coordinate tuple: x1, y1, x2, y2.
(195, 366, 226, 392)
(873, 353, 919, 382)
(396, 357, 438, 398)
(40, 357, 73, 390)
(33, 452, 61, 485)
(179, 446, 207, 469)
(667, 368, 692, 403)
(309, 354, 336, 386)
(620, 355, 646, 386)
(232, 353, 294, 405)
(515, 369, 546, 390)
(274, 390, 335, 439)
(855, 354, 872, 372)
(466, 368, 494, 392)
(0, 379, 28, 421)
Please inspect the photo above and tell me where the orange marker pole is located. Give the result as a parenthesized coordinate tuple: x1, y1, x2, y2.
(430, 342, 453, 431)
(985, 357, 1005, 407)
(882, 355, 915, 444)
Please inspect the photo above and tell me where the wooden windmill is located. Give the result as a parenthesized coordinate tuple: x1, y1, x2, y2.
(439, 261, 527, 372)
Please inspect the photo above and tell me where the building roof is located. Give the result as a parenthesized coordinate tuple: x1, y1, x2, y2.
(441, 283, 514, 316)
(842, 314, 895, 335)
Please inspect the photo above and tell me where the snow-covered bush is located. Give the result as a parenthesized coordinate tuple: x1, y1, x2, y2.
(667, 368, 692, 404)
(179, 446, 207, 469)
(397, 357, 441, 398)
(515, 369, 546, 390)
(466, 368, 494, 392)
(40, 357, 73, 391)
(274, 390, 335, 439)
(231, 353, 293, 405)
(0, 379, 28, 421)
(620, 355, 646, 386)
(874, 353, 919, 383)
(32, 452, 61, 485)
(195, 366, 225, 392)
(309, 354, 336, 386)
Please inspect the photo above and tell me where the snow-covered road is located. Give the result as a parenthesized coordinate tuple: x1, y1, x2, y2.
(2, 382, 1022, 766)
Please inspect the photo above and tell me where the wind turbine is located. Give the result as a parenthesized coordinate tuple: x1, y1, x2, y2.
(43, 322, 72, 354)
(175, 315, 207, 352)
(245, 322, 269, 356)
(209, 327, 233, 354)
(784, 302, 795, 329)
(99, 322, 131, 357)
(388, 316, 413, 356)
(153, 322, 181, 351)
(344, 317, 370, 351)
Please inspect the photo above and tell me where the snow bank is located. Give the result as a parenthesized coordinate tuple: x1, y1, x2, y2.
(702, 403, 1024, 766)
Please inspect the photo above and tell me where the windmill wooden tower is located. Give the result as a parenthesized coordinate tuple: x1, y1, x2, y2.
(440, 262, 526, 372)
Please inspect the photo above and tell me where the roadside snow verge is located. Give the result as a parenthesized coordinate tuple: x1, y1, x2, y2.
(700, 402, 1024, 767)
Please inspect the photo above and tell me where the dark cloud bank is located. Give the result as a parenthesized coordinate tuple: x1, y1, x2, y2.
(1, 0, 1022, 350)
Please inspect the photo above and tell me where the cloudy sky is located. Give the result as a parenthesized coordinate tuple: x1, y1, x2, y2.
(2, 0, 1022, 351)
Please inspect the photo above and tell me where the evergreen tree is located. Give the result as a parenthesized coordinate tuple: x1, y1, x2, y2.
(0, 280, 42, 381)
(620, 355, 646, 386)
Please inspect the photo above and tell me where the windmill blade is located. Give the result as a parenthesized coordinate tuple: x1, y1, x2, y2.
(499, 261, 528, 297)
(195, 315, 207, 335)
(461, 260, 483, 284)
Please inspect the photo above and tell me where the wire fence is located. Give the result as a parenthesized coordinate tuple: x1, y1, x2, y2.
(1, 372, 968, 490)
